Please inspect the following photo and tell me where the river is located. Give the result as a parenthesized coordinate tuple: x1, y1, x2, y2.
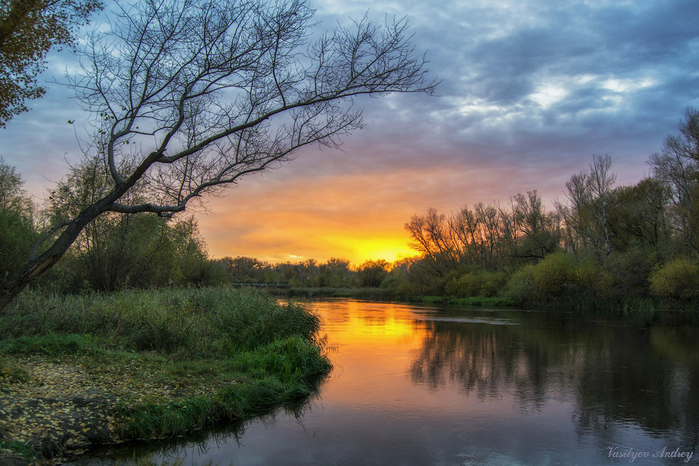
(75, 299, 699, 465)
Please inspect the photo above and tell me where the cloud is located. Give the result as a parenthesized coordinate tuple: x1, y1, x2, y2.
(2, 0, 699, 264)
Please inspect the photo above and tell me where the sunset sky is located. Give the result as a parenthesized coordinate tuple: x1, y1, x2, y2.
(2, 0, 699, 265)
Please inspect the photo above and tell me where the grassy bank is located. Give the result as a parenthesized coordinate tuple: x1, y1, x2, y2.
(0, 287, 331, 460)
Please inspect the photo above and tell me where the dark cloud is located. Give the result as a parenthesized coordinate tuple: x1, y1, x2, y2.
(2, 0, 698, 261)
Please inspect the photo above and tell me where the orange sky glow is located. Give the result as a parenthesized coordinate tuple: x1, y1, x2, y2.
(195, 145, 648, 265)
(197, 163, 429, 265)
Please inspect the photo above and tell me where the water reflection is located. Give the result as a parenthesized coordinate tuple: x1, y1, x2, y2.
(71, 300, 699, 465)
(410, 307, 699, 455)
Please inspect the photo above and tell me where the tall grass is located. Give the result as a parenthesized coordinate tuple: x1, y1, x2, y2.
(1, 287, 322, 358)
(0, 287, 332, 443)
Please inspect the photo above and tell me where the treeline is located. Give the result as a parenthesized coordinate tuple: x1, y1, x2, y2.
(398, 108, 699, 310)
(212, 256, 392, 288)
(0, 156, 394, 294)
(3, 109, 699, 312)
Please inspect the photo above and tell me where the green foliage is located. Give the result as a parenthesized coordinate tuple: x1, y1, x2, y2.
(649, 258, 699, 301)
(380, 267, 412, 294)
(233, 336, 332, 385)
(2, 287, 332, 443)
(0, 207, 36, 280)
(0, 158, 37, 281)
(446, 296, 514, 307)
(530, 251, 578, 297)
(215, 378, 291, 419)
(503, 265, 537, 305)
(605, 247, 657, 299)
(356, 259, 390, 287)
(0, 439, 38, 460)
(1, 287, 323, 358)
(574, 256, 613, 300)
(39, 156, 223, 292)
(0, 0, 103, 126)
(111, 336, 330, 439)
(505, 252, 600, 306)
(608, 178, 670, 252)
(0, 332, 94, 356)
(41, 214, 221, 292)
(215, 257, 358, 289)
(115, 396, 217, 440)
(445, 270, 507, 298)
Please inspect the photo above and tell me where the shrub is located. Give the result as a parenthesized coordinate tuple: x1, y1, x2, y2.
(445, 270, 507, 298)
(531, 251, 577, 297)
(649, 258, 699, 301)
(575, 256, 614, 301)
(504, 265, 537, 305)
(504, 252, 589, 305)
(606, 248, 656, 299)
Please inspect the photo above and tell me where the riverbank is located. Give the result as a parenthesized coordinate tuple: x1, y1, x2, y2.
(269, 286, 699, 325)
(268, 287, 517, 308)
(0, 288, 331, 464)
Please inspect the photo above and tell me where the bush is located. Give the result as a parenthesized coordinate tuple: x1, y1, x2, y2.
(445, 270, 507, 298)
(574, 256, 614, 301)
(649, 258, 699, 301)
(504, 265, 537, 305)
(504, 252, 598, 306)
(531, 251, 578, 297)
(606, 248, 656, 299)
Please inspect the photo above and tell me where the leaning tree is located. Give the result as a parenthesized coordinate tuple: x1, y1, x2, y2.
(0, 0, 437, 310)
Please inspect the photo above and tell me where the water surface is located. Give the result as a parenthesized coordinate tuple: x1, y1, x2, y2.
(81, 300, 699, 465)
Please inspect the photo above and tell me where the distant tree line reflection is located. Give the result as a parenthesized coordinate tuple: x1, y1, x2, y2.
(408, 311, 699, 446)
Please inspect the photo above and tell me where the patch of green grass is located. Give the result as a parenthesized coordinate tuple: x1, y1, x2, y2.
(113, 336, 331, 439)
(216, 377, 295, 418)
(232, 336, 332, 385)
(0, 332, 95, 357)
(115, 395, 218, 440)
(0, 439, 39, 460)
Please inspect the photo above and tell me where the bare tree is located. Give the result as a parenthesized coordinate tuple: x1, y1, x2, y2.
(648, 109, 699, 255)
(405, 208, 458, 274)
(0, 0, 437, 311)
(559, 154, 616, 257)
(587, 154, 616, 256)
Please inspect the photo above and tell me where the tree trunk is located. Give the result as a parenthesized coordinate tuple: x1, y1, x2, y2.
(0, 203, 107, 312)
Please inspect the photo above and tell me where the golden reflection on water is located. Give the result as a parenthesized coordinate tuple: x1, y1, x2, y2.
(311, 300, 430, 410)
(307, 299, 699, 441)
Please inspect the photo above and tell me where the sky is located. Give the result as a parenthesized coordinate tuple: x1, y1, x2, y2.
(2, 0, 699, 265)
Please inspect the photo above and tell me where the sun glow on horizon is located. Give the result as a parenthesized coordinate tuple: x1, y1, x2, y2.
(205, 231, 420, 266)
(338, 237, 419, 265)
